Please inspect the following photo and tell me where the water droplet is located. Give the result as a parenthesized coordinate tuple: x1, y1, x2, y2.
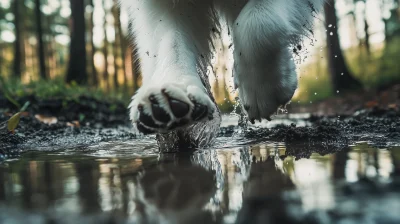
(310, 101, 313, 104)
(335, 55, 337, 58)
(336, 90, 340, 93)
(314, 92, 317, 95)
(330, 32, 333, 36)
(328, 24, 332, 27)
(341, 73, 344, 76)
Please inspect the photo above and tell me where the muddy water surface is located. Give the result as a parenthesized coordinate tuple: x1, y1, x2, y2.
(1, 116, 400, 224)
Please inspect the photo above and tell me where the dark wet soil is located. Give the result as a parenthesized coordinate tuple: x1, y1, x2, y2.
(0, 94, 135, 158)
(1, 88, 400, 159)
(218, 106, 400, 158)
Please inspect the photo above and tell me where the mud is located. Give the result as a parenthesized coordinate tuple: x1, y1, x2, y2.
(1, 93, 400, 159)
(0, 95, 135, 158)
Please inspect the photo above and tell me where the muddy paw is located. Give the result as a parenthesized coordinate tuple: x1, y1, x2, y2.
(129, 83, 215, 134)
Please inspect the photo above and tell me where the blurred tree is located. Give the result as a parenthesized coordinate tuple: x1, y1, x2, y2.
(102, 0, 110, 90)
(21, 166, 33, 209)
(66, 0, 88, 84)
(88, 0, 98, 86)
(112, 0, 126, 89)
(12, 0, 23, 78)
(34, 0, 47, 79)
(112, 30, 119, 88)
(324, 0, 362, 92)
(363, 13, 370, 55)
(75, 162, 101, 213)
(43, 161, 55, 205)
(0, 6, 4, 75)
(333, 149, 349, 180)
(45, 11, 59, 79)
(383, 1, 400, 42)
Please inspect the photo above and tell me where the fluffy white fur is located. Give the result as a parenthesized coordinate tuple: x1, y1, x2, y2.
(120, 0, 324, 148)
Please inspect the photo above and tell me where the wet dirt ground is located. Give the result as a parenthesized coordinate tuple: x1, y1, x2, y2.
(0, 89, 400, 223)
(1, 96, 399, 159)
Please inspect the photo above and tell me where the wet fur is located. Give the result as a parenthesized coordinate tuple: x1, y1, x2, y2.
(120, 0, 325, 149)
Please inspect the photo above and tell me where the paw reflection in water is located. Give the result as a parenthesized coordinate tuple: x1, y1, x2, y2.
(0, 144, 399, 223)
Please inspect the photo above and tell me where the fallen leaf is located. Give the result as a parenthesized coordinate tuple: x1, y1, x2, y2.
(7, 112, 21, 132)
(4, 112, 13, 117)
(35, 114, 58, 125)
(66, 121, 80, 128)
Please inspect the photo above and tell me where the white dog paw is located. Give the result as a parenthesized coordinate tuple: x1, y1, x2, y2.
(236, 68, 297, 123)
(239, 84, 296, 124)
(129, 83, 215, 134)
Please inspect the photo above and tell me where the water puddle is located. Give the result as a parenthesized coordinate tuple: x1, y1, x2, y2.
(1, 137, 399, 223)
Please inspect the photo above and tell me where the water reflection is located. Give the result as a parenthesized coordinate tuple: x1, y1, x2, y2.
(0, 144, 399, 223)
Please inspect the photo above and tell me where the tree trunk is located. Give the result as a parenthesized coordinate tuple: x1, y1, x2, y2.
(12, 0, 22, 78)
(0, 16, 2, 76)
(324, 0, 362, 92)
(333, 148, 349, 180)
(76, 162, 101, 213)
(35, 0, 47, 79)
(363, 8, 370, 56)
(113, 45, 119, 89)
(45, 14, 56, 78)
(88, 0, 98, 86)
(398, 0, 400, 19)
(102, 0, 110, 90)
(112, 5, 119, 89)
(66, 0, 88, 85)
(114, 0, 127, 88)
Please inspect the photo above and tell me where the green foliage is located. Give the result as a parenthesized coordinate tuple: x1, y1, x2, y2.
(7, 112, 20, 132)
(346, 38, 400, 88)
(294, 36, 400, 104)
(20, 101, 30, 112)
(294, 51, 333, 103)
(0, 78, 131, 105)
(0, 76, 21, 108)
